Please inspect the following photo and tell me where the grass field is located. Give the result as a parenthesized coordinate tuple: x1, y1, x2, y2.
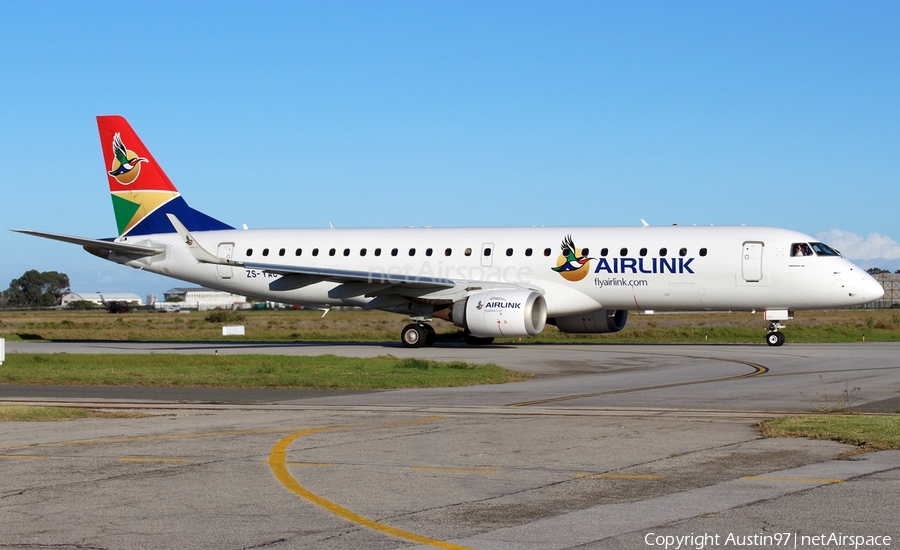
(2, 308, 900, 344)
(0, 404, 145, 421)
(759, 415, 900, 452)
(0, 354, 529, 389)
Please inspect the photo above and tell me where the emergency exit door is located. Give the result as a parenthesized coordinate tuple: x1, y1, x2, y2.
(216, 243, 234, 279)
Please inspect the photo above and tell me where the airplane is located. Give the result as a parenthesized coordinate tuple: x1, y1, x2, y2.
(14, 116, 884, 348)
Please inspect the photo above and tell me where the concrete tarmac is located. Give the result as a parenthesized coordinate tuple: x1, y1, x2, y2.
(1, 342, 898, 549)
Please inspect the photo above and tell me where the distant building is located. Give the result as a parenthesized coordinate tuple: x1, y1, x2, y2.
(866, 273, 900, 308)
(62, 293, 144, 308)
(161, 287, 248, 310)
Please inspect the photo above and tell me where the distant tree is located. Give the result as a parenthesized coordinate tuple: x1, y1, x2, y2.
(896, 269, 900, 274)
(5, 270, 70, 308)
(867, 267, 890, 276)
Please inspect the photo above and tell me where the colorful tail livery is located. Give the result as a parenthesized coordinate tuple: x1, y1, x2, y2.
(97, 116, 232, 237)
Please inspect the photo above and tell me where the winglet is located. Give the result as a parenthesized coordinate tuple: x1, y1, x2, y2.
(166, 213, 233, 265)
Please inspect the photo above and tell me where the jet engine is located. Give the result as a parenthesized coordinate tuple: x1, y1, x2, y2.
(448, 290, 547, 338)
(550, 309, 628, 333)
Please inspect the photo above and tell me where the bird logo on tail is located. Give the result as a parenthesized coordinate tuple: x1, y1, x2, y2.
(108, 133, 148, 185)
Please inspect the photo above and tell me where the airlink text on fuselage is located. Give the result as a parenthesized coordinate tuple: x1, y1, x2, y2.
(594, 257, 695, 274)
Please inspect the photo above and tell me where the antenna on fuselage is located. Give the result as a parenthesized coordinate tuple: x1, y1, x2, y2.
(640, 219, 649, 227)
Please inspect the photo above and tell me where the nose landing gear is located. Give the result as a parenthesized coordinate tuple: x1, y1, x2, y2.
(765, 328, 785, 347)
(763, 309, 792, 347)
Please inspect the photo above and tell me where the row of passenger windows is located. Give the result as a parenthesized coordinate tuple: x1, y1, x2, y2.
(245, 246, 709, 258)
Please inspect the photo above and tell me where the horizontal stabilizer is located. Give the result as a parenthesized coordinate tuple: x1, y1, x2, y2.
(11, 229, 165, 256)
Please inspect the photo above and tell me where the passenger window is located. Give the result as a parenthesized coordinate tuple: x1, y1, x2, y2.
(409, 248, 416, 256)
(699, 248, 707, 257)
(543, 248, 552, 257)
(582, 247, 589, 256)
(639, 248, 647, 257)
(792, 243, 814, 257)
(484, 248, 492, 257)
(445, 248, 452, 256)
(601, 248, 608, 257)
(246, 249, 253, 257)
(679, 248, 687, 257)
(659, 248, 667, 256)
(391, 248, 398, 257)
(374, 248, 381, 257)
(262, 248, 269, 257)
(295, 248, 302, 256)
(620, 248, 628, 256)
(525, 248, 533, 257)
(279, 248, 285, 257)
(312, 248, 319, 256)
(426, 248, 433, 257)
(329, 248, 336, 256)
(506, 248, 513, 256)
(343, 248, 350, 256)
(360, 248, 367, 257)
(465, 248, 472, 256)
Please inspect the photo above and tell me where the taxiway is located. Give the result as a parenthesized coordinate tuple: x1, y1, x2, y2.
(1, 342, 898, 549)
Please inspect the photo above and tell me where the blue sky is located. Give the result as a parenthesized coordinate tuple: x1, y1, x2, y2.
(2, 1, 899, 298)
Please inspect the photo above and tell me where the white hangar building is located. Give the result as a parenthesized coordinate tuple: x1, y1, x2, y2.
(160, 287, 248, 310)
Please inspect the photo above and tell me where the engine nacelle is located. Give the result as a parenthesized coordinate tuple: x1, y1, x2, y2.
(450, 290, 547, 338)
(550, 309, 628, 333)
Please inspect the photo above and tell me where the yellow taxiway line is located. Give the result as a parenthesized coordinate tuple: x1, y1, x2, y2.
(742, 476, 844, 483)
(268, 419, 472, 550)
(575, 473, 666, 479)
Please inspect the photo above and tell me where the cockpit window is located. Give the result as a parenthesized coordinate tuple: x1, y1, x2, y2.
(810, 242, 841, 257)
(791, 243, 813, 257)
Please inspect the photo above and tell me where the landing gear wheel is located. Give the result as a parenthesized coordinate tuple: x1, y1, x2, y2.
(401, 323, 426, 348)
(464, 330, 494, 346)
(422, 324, 436, 347)
(765, 331, 785, 347)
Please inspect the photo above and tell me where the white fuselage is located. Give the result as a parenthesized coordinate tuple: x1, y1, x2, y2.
(116, 225, 883, 317)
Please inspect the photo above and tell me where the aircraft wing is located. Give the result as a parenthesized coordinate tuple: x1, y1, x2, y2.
(166, 213, 456, 291)
(11, 229, 166, 256)
(243, 261, 457, 288)
(166, 214, 539, 297)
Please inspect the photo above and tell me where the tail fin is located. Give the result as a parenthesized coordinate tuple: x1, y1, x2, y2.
(97, 115, 233, 237)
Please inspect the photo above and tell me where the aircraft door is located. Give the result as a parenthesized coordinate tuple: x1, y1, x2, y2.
(481, 243, 494, 268)
(741, 242, 763, 282)
(216, 243, 234, 279)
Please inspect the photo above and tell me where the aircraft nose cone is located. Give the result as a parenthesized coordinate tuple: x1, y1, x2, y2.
(855, 273, 885, 303)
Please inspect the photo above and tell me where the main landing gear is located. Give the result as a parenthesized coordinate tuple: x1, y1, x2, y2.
(400, 324, 495, 347)
(401, 322, 436, 348)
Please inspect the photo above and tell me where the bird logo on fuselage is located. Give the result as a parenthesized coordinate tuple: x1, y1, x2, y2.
(552, 235, 593, 282)
(108, 133, 148, 185)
